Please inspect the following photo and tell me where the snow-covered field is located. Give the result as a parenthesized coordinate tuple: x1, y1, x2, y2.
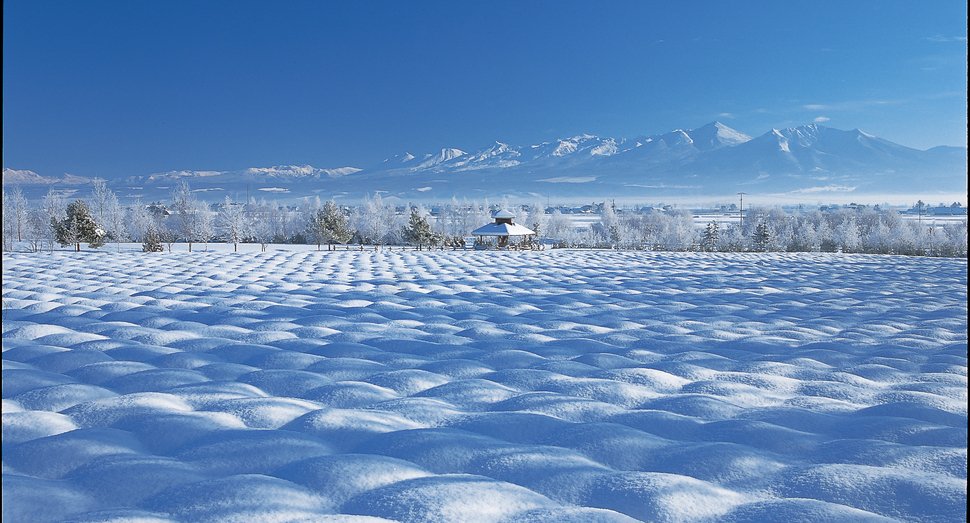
(3, 249, 966, 523)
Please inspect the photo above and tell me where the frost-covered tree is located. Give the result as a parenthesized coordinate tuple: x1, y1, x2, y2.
(38, 187, 66, 252)
(305, 206, 327, 250)
(195, 200, 216, 251)
(439, 198, 465, 239)
(529, 202, 547, 240)
(546, 210, 573, 243)
(218, 196, 249, 252)
(2, 190, 15, 251)
(720, 223, 746, 252)
(171, 181, 199, 251)
(595, 205, 621, 249)
(835, 218, 861, 253)
(792, 219, 820, 252)
(126, 200, 155, 243)
(249, 199, 276, 252)
(262, 200, 294, 243)
(941, 220, 967, 257)
(103, 191, 128, 251)
(158, 220, 178, 252)
(89, 178, 114, 228)
(323, 200, 352, 249)
(25, 211, 49, 252)
(55, 200, 106, 251)
(652, 209, 697, 251)
(351, 193, 395, 247)
(5, 185, 31, 244)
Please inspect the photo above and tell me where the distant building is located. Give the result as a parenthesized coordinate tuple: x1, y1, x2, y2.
(930, 203, 967, 216)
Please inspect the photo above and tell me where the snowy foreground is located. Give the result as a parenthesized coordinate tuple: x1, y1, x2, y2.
(2, 249, 966, 523)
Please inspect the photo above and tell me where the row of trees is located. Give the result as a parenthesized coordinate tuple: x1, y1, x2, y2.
(2, 183, 524, 253)
(3, 182, 966, 257)
(573, 204, 967, 256)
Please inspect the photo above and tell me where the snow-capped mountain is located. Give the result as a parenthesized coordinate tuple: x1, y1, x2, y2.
(5, 122, 965, 203)
(128, 164, 361, 184)
(2, 168, 92, 186)
(685, 121, 754, 151)
(342, 122, 963, 201)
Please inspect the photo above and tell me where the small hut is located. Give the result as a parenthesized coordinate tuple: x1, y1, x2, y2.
(472, 209, 536, 249)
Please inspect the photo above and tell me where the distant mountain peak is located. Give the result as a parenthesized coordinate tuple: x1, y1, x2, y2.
(686, 122, 753, 151)
(6, 122, 964, 204)
(2, 167, 92, 185)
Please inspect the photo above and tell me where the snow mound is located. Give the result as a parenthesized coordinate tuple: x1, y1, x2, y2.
(341, 474, 560, 523)
(3, 250, 966, 522)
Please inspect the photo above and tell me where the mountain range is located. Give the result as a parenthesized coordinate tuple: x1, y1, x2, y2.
(4, 122, 966, 204)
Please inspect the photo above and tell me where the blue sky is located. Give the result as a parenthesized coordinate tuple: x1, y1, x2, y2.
(3, 1, 966, 179)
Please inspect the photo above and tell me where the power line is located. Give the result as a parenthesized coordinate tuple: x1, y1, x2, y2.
(738, 192, 746, 229)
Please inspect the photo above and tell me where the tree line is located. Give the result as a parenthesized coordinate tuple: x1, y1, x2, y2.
(2, 182, 524, 253)
(3, 182, 966, 257)
(574, 204, 967, 257)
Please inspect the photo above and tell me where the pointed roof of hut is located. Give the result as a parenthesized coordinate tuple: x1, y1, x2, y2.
(471, 209, 536, 236)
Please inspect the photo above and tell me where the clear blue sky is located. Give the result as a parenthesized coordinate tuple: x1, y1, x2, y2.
(3, 1, 966, 179)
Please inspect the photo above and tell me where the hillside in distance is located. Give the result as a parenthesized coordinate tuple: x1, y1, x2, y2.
(4, 122, 966, 205)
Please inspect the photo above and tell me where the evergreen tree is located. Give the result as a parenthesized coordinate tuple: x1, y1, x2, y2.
(54, 200, 106, 251)
(702, 220, 719, 252)
(609, 224, 622, 250)
(321, 200, 351, 250)
(753, 221, 771, 252)
(403, 207, 433, 249)
(142, 223, 164, 252)
(307, 200, 351, 250)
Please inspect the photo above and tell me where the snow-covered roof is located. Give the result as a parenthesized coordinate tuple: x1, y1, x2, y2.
(471, 222, 536, 236)
(492, 209, 516, 219)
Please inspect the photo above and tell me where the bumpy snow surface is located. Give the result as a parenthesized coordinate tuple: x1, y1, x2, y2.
(3, 250, 967, 523)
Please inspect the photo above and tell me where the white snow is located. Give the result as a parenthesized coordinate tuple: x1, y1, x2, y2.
(2, 249, 966, 523)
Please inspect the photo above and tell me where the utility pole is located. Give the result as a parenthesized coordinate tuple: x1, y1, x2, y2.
(738, 192, 746, 230)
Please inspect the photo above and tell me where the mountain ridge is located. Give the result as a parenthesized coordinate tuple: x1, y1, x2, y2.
(4, 122, 966, 203)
